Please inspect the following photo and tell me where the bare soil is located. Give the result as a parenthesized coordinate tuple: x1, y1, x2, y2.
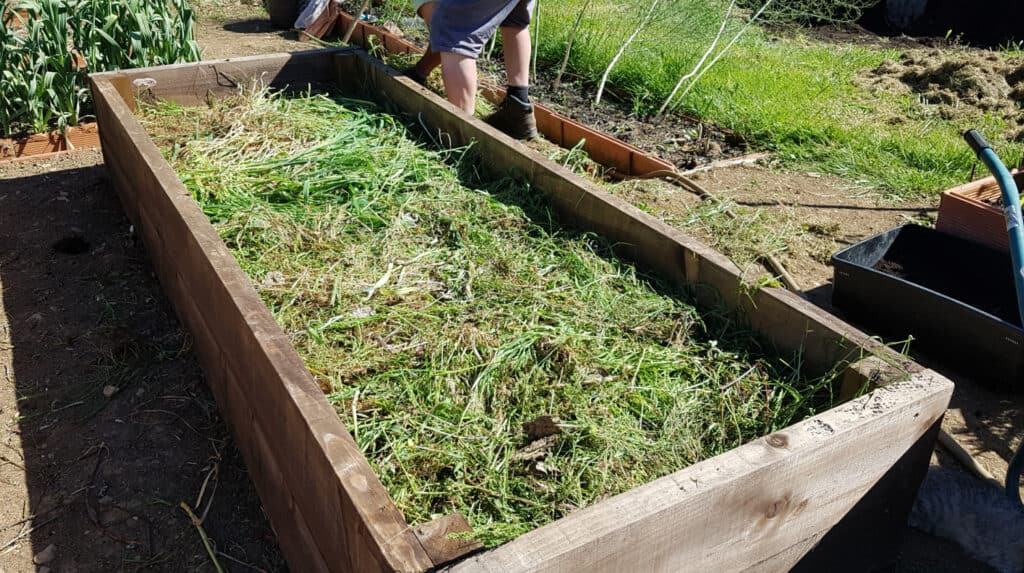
(528, 76, 745, 170)
(0, 4, 307, 572)
(193, 0, 306, 60)
(0, 150, 285, 571)
(611, 165, 937, 305)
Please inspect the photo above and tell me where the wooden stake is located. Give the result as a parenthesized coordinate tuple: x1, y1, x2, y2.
(595, 0, 660, 105)
(937, 429, 1003, 489)
(554, 0, 591, 89)
(657, 0, 736, 117)
(342, 0, 372, 44)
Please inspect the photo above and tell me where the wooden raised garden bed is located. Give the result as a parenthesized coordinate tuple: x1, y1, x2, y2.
(89, 48, 953, 573)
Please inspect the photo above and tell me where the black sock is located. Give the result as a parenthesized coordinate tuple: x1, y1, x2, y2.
(507, 85, 530, 105)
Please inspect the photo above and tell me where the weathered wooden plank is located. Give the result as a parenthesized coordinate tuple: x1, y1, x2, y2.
(839, 355, 912, 401)
(89, 74, 435, 573)
(91, 48, 351, 106)
(413, 513, 483, 567)
(791, 409, 941, 573)
(446, 371, 951, 573)
(250, 418, 332, 573)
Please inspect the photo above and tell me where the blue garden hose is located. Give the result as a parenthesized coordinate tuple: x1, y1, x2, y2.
(964, 129, 1024, 505)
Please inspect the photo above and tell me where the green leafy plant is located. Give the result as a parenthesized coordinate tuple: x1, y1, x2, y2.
(0, 0, 200, 137)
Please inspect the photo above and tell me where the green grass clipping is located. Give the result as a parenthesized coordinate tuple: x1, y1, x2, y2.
(139, 87, 840, 547)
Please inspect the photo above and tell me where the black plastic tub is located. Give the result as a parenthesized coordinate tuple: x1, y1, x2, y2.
(832, 224, 1024, 392)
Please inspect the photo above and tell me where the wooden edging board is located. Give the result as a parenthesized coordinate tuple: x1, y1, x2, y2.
(89, 48, 954, 573)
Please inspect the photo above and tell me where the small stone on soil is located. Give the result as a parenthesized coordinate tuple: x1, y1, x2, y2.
(102, 385, 119, 398)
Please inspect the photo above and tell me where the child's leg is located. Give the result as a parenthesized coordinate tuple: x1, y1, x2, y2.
(483, 2, 537, 140)
(501, 24, 530, 92)
(430, 0, 526, 113)
(413, 2, 441, 78)
(440, 53, 478, 114)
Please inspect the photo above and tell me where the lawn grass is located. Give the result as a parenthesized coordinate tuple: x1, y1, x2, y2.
(534, 0, 1024, 198)
(371, 0, 1023, 198)
(139, 88, 843, 546)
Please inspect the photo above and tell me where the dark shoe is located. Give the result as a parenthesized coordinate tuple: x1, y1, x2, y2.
(485, 95, 538, 140)
(403, 65, 428, 86)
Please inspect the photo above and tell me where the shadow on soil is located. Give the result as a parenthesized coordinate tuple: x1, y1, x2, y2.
(223, 18, 295, 39)
(931, 360, 1024, 475)
(0, 162, 285, 571)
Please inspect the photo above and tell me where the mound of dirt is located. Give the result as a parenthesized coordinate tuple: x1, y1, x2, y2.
(856, 50, 1024, 123)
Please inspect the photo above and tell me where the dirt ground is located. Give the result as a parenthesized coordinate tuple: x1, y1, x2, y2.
(0, 150, 287, 571)
(192, 0, 307, 60)
(0, 1, 1020, 571)
(0, 6, 306, 573)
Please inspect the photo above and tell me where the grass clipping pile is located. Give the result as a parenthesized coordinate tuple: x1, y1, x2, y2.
(140, 89, 839, 546)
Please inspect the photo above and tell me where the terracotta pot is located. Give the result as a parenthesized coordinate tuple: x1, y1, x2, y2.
(935, 170, 1024, 253)
(0, 123, 100, 161)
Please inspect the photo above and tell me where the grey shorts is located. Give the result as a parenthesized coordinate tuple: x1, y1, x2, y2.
(429, 0, 535, 59)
